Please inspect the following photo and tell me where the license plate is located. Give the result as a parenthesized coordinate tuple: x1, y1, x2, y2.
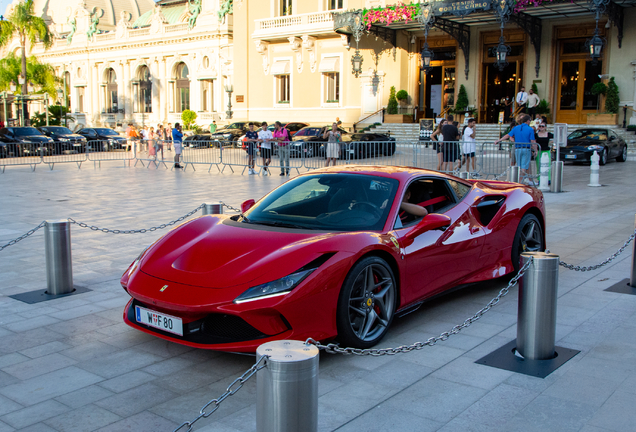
(565, 154, 576, 159)
(135, 306, 183, 336)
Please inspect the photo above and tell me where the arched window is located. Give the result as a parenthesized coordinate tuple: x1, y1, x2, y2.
(176, 63, 190, 112)
(133, 66, 152, 113)
(105, 68, 118, 113)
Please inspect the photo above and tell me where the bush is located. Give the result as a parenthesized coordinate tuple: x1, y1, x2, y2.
(531, 83, 538, 94)
(396, 90, 408, 102)
(590, 82, 607, 96)
(536, 99, 550, 115)
(627, 125, 636, 131)
(605, 77, 619, 114)
(455, 84, 469, 112)
(181, 109, 198, 129)
(387, 86, 398, 115)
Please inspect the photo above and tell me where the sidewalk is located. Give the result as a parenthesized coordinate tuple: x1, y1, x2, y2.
(0, 160, 635, 431)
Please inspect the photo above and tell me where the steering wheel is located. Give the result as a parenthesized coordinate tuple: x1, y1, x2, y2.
(350, 201, 382, 218)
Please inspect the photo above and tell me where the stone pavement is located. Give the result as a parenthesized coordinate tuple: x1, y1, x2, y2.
(0, 159, 635, 432)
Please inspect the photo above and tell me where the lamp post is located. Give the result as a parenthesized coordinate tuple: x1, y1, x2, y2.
(350, 12, 365, 77)
(418, 3, 435, 75)
(493, 0, 513, 72)
(585, 0, 609, 66)
(224, 78, 233, 120)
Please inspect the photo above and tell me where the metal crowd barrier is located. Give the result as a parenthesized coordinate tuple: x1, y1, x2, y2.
(182, 139, 222, 172)
(255, 143, 304, 175)
(133, 139, 168, 169)
(478, 141, 513, 179)
(86, 139, 135, 167)
(42, 141, 88, 170)
(0, 143, 45, 172)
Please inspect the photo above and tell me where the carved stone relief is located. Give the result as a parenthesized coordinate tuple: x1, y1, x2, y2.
(255, 40, 270, 75)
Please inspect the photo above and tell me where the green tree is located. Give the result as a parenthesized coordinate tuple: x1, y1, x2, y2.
(181, 109, 198, 129)
(387, 86, 398, 114)
(455, 84, 469, 112)
(531, 83, 538, 94)
(0, 52, 58, 95)
(605, 77, 619, 114)
(30, 104, 74, 127)
(0, 0, 54, 97)
(396, 90, 408, 103)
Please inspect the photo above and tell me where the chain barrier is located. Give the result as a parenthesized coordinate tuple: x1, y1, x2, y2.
(0, 221, 47, 252)
(306, 258, 533, 356)
(68, 204, 206, 234)
(219, 201, 242, 213)
(173, 355, 268, 432)
(559, 228, 636, 272)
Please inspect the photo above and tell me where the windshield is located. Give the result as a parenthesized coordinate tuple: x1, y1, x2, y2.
(94, 128, 119, 136)
(42, 127, 73, 134)
(243, 174, 398, 231)
(568, 129, 608, 140)
(13, 127, 42, 136)
(225, 122, 245, 130)
(294, 128, 322, 137)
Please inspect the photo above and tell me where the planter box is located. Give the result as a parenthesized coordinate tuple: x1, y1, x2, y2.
(587, 113, 618, 125)
(385, 114, 413, 124)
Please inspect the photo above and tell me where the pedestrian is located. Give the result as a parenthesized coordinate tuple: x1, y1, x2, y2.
(527, 88, 540, 117)
(167, 123, 173, 151)
(210, 120, 217, 134)
(258, 121, 273, 175)
(495, 114, 537, 181)
(462, 118, 476, 173)
(441, 115, 460, 172)
(452, 121, 462, 171)
(155, 124, 164, 160)
(125, 123, 136, 152)
(431, 120, 446, 171)
(273, 121, 291, 176)
(245, 122, 259, 175)
(172, 123, 183, 168)
(535, 122, 553, 184)
(516, 86, 528, 114)
(500, 96, 512, 123)
(323, 122, 341, 167)
(140, 126, 149, 152)
(148, 127, 156, 159)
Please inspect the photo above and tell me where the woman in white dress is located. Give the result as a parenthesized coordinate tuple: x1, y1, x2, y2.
(323, 122, 341, 167)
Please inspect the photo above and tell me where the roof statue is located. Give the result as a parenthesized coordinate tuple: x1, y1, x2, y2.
(218, 0, 232, 24)
(187, 0, 202, 30)
(86, 7, 104, 40)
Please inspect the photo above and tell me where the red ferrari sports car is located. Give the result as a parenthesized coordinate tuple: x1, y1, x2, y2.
(121, 166, 545, 352)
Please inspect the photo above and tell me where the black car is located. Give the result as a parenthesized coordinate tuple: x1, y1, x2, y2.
(210, 122, 262, 144)
(340, 133, 397, 159)
(38, 126, 87, 154)
(77, 128, 127, 151)
(183, 133, 229, 148)
(290, 126, 349, 158)
(556, 128, 628, 165)
(0, 127, 55, 157)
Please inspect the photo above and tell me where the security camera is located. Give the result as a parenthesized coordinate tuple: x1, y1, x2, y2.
(598, 74, 610, 79)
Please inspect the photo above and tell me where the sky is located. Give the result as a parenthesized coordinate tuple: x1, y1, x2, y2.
(1, 0, 12, 18)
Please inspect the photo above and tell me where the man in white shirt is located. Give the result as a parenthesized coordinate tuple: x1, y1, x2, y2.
(462, 118, 476, 173)
(257, 122, 274, 175)
(527, 88, 540, 117)
(516, 86, 528, 114)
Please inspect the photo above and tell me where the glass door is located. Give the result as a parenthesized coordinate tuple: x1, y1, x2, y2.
(556, 61, 580, 124)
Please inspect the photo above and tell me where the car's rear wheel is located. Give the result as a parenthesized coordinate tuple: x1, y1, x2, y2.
(599, 148, 608, 166)
(337, 256, 396, 348)
(617, 145, 627, 162)
(511, 213, 545, 271)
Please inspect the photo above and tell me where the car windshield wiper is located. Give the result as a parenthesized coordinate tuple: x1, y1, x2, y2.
(250, 220, 312, 230)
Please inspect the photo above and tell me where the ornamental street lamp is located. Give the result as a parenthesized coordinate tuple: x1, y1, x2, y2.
(418, 2, 435, 75)
(224, 79, 233, 120)
(351, 50, 363, 77)
(495, 35, 511, 71)
(350, 13, 365, 77)
(585, 0, 609, 66)
(420, 43, 433, 73)
(493, 0, 512, 72)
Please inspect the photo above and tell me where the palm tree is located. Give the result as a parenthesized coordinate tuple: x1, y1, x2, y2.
(0, 0, 53, 122)
(0, 52, 58, 95)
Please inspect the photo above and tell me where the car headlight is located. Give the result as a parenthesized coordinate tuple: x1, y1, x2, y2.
(587, 145, 603, 151)
(234, 268, 315, 304)
(127, 246, 150, 277)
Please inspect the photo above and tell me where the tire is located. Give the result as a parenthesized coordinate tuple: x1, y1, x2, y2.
(599, 148, 608, 166)
(617, 145, 627, 162)
(511, 213, 545, 272)
(336, 256, 397, 348)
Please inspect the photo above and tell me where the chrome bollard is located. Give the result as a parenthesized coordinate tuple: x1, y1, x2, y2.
(508, 166, 520, 183)
(256, 340, 319, 432)
(202, 203, 224, 215)
(631, 214, 636, 288)
(517, 252, 559, 360)
(459, 171, 469, 180)
(550, 161, 563, 193)
(538, 152, 550, 192)
(588, 151, 601, 187)
(45, 221, 74, 295)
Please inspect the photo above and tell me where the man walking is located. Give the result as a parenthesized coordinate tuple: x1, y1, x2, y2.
(441, 114, 460, 172)
(210, 121, 217, 134)
(516, 86, 528, 114)
(527, 88, 540, 117)
(495, 114, 537, 182)
(273, 121, 291, 176)
(258, 121, 273, 175)
(172, 123, 183, 169)
(245, 122, 259, 175)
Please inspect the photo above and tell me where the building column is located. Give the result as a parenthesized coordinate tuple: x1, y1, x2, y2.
(152, 57, 160, 122)
(160, 57, 167, 122)
(122, 61, 132, 120)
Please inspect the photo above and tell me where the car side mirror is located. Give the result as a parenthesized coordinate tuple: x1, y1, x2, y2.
(403, 214, 452, 245)
(609, 136, 615, 141)
(241, 199, 256, 213)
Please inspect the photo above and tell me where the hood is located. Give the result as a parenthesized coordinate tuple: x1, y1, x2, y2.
(139, 216, 338, 288)
(19, 136, 51, 142)
(566, 139, 603, 148)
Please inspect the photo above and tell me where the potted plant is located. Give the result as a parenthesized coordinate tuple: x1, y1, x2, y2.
(588, 77, 619, 125)
(396, 90, 408, 105)
(385, 86, 412, 123)
(590, 82, 607, 112)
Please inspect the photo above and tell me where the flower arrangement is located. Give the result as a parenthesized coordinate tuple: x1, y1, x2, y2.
(362, 2, 419, 29)
(512, 0, 557, 13)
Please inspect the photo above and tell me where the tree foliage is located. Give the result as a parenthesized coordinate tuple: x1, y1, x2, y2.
(531, 83, 538, 95)
(181, 110, 198, 129)
(396, 90, 408, 102)
(605, 77, 619, 114)
(455, 84, 469, 112)
(30, 105, 75, 127)
(0, 52, 58, 95)
(536, 99, 550, 115)
(387, 86, 398, 114)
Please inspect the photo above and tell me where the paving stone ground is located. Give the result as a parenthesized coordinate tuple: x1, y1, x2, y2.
(0, 157, 635, 432)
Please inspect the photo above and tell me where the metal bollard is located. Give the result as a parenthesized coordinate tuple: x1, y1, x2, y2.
(538, 152, 550, 192)
(44, 221, 74, 295)
(202, 203, 224, 215)
(508, 166, 520, 183)
(631, 214, 636, 288)
(550, 161, 563, 193)
(459, 171, 469, 180)
(588, 150, 601, 187)
(256, 340, 319, 432)
(517, 252, 559, 360)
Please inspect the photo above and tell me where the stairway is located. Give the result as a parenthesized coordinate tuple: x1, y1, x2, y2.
(370, 122, 636, 151)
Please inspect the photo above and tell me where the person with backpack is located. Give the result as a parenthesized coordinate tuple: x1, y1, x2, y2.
(172, 123, 183, 169)
(273, 121, 291, 176)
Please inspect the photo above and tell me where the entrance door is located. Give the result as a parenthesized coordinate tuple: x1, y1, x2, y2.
(481, 61, 523, 123)
(556, 59, 603, 124)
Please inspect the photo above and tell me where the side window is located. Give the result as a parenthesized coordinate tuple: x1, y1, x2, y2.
(395, 178, 456, 229)
(447, 180, 471, 201)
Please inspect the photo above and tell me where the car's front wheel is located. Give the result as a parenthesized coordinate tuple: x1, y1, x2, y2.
(511, 213, 545, 271)
(337, 256, 397, 348)
(599, 148, 608, 166)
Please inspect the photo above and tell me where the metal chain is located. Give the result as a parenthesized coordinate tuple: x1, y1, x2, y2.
(219, 201, 242, 213)
(559, 228, 636, 271)
(68, 204, 206, 234)
(306, 258, 533, 356)
(173, 355, 268, 432)
(0, 221, 46, 252)
(493, 167, 511, 181)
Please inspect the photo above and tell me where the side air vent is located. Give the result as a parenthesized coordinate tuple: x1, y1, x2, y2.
(474, 196, 506, 226)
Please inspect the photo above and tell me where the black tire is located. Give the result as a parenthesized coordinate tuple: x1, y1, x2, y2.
(336, 256, 397, 348)
(511, 213, 545, 271)
(617, 145, 627, 162)
(599, 148, 608, 166)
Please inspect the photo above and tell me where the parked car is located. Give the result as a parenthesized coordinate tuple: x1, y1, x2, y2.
(210, 121, 262, 144)
(38, 126, 87, 154)
(121, 166, 546, 352)
(340, 133, 397, 159)
(77, 127, 128, 151)
(0, 127, 55, 157)
(556, 128, 628, 165)
(290, 125, 349, 158)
